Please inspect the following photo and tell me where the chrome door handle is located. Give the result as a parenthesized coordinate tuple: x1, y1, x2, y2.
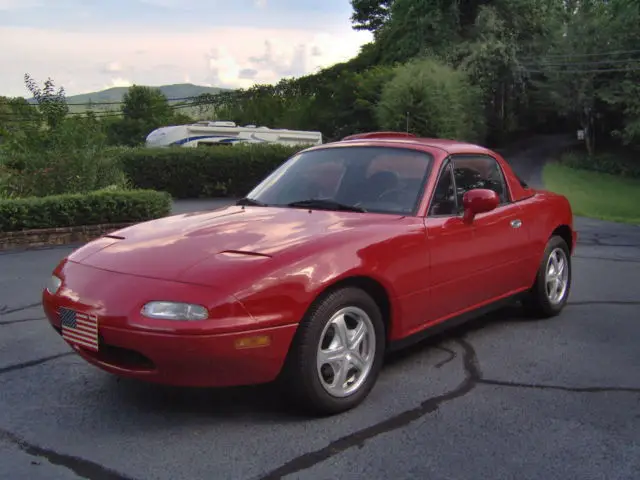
(511, 219, 522, 228)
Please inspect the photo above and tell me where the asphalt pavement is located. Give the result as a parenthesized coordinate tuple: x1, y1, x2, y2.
(0, 135, 638, 480)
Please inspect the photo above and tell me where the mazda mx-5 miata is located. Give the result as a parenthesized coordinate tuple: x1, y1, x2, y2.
(43, 131, 576, 415)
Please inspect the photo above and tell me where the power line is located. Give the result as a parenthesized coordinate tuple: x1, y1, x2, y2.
(520, 65, 640, 74)
(0, 93, 229, 107)
(61, 96, 200, 106)
(0, 100, 212, 122)
(519, 48, 640, 61)
(521, 58, 640, 67)
(69, 101, 204, 116)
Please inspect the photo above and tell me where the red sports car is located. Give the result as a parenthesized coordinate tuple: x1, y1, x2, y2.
(42, 132, 576, 415)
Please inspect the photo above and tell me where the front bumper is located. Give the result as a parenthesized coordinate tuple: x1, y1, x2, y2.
(42, 261, 298, 387)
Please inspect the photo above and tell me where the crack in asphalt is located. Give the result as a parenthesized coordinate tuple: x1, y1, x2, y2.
(258, 330, 639, 479)
(0, 302, 41, 316)
(478, 378, 640, 394)
(3, 333, 637, 480)
(0, 352, 74, 376)
(0, 316, 45, 326)
(0, 428, 135, 480)
(0, 339, 471, 480)
(257, 338, 481, 480)
(433, 346, 457, 368)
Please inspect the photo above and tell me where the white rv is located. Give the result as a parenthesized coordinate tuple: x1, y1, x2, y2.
(145, 121, 323, 148)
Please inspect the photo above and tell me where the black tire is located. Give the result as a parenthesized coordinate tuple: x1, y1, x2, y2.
(279, 286, 386, 416)
(521, 235, 572, 318)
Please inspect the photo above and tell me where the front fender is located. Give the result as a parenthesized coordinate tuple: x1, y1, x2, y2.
(221, 219, 428, 334)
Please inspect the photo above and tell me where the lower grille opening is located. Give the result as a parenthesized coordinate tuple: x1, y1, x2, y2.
(94, 343, 156, 371)
(54, 326, 155, 371)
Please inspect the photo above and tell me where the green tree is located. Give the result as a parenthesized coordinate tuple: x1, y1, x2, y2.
(376, 57, 485, 141)
(121, 85, 173, 121)
(593, 0, 640, 147)
(350, 0, 394, 33)
(349, 65, 396, 134)
(453, 6, 525, 144)
(107, 85, 174, 146)
(23, 74, 69, 129)
(528, 0, 620, 154)
(374, 0, 460, 64)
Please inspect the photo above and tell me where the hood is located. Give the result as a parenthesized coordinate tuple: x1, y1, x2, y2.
(71, 205, 401, 282)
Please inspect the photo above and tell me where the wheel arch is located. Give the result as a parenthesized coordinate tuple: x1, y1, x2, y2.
(551, 224, 574, 253)
(313, 275, 393, 341)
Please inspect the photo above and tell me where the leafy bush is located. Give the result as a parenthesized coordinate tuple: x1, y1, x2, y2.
(118, 143, 307, 198)
(0, 116, 129, 199)
(0, 189, 171, 232)
(376, 57, 486, 143)
(560, 149, 640, 178)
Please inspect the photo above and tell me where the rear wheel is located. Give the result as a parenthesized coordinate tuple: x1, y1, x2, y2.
(521, 235, 572, 318)
(281, 287, 385, 416)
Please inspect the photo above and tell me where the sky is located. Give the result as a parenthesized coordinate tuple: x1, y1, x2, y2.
(0, 0, 373, 97)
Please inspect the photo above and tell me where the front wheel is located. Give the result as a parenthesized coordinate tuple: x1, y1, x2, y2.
(281, 287, 386, 416)
(521, 235, 572, 318)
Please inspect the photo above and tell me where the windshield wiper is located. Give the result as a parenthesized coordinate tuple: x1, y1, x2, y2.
(236, 197, 268, 207)
(285, 199, 366, 212)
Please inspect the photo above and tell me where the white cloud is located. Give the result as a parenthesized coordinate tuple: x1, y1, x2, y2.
(0, 25, 372, 96)
(106, 78, 133, 89)
(254, 0, 267, 8)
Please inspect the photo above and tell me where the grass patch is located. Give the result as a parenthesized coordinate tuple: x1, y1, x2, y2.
(543, 163, 640, 225)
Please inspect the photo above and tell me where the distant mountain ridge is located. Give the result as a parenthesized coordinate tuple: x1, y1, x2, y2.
(28, 83, 230, 105)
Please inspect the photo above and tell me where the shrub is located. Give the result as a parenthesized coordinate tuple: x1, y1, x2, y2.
(118, 143, 306, 198)
(560, 149, 640, 178)
(0, 116, 129, 199)
(376, 57, 486, 143)
(0, 189, 171, 232)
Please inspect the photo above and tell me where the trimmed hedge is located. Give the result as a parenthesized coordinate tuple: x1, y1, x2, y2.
(118, 144, 306, 198)
(0, 189, 172, 233)
(560, 149, 640, 178)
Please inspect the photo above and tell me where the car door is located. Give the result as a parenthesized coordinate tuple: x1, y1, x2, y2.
(423, 155, 530, 324)
(423, 159, 480, 323)
(449, 153, 531, 301)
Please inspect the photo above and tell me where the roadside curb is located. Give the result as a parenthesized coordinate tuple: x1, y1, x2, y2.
(0, 223, 135, 252)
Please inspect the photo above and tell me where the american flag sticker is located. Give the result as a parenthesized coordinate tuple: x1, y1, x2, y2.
(59, 308, 99, 352)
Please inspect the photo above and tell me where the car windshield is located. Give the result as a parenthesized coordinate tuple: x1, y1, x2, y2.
(244, 146, 434, 215)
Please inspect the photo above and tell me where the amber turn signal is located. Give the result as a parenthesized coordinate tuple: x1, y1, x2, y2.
(234, 335, 271, 349)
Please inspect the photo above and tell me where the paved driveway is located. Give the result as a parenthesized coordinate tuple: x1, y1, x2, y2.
(0, 136, 638, 480)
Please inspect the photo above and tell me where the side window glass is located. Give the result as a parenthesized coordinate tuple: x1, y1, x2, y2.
(451, 155, 509, 206)
(429, 162, 457, 216)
